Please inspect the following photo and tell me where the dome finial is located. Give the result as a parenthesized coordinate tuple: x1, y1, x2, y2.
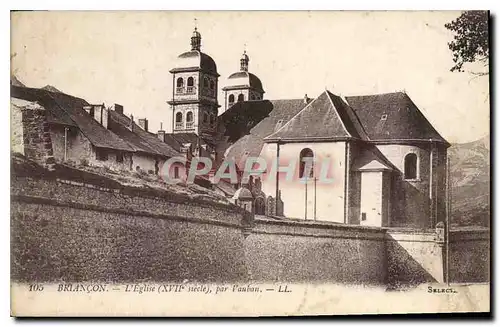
(240, 45, 249, 72)
(191, 18, 201, 51)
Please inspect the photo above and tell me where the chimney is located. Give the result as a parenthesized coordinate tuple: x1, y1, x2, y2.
(88, 104, 109, 129)
(304, 94, 310, 104)
(83, 105, 94, 117)
(138, 118, 149, 132)
(129, 114, 134, 131)
(157, 122, 165, 142)
(157, 130, 166, 142)
(112, 103, 123, 115)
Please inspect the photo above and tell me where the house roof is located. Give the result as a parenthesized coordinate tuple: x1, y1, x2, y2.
(345, 92, 449, 145)
(11, 85, 133, 152)
(219, 99, 307, 166)
(108, 110, 180, 158)
(264, 91, 366, 142)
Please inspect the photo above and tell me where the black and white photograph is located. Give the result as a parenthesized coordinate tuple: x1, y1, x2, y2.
(9, 10, 490, 316)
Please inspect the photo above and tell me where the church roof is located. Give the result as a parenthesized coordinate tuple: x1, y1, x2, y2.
(223, 71, 264, 93)
(345, 92, 449, 145)
(264, 91, 366, 142)
(219, 99, 307, 167)
(170, 50, 218, 75)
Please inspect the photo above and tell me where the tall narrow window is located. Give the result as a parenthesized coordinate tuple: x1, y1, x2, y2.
(187, 77, 195, 94)
(404, 153, 418, 180)
(176, 78, 184, 88)
(186, 111, 194, 129)
(299, 148, 314, 178)
(187, 77, 194, 87)
(237, 94, 245, 102)
(175, 112, 183, 129)
(210, 80, 215, 90)
(203, 77, 209, 87)
(228, 94, 235, 104)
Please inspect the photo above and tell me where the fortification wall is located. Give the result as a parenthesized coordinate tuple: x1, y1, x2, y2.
(449, 229, 490, 283)
(10, 171, 490, 286)
(11, 176, 250, 283)
(244, 217, 387, 284)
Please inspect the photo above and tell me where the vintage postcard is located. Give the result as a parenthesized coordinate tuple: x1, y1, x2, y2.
(10, 11, 490, 316)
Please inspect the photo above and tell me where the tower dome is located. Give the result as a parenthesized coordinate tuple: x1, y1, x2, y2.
(170, 27, 218, 75)
(222, 50, 265, 110)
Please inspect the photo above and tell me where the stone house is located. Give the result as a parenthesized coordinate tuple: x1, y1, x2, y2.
(11, 84, 181, 176)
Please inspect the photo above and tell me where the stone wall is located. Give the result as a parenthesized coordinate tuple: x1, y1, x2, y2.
(11, 99, 55, 169)
(11, 176, 249, 283)
(449, 229, 490, 283)
(386, 229, 443, 286)
(244, 217, 387, 284)
(10, 165, 490, 285)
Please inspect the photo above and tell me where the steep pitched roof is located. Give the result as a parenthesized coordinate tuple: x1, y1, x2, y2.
(11, 85, 76, 127)
(220, 99, 307, 165)
(345, 92, 449, 145)
(108, 110, 180, 158)
(11, 85, 133, 151)
(265, 91, 366, 142)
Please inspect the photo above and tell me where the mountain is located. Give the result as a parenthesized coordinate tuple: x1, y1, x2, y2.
(10, 75, 25, 87)
(448, 135, 490, 227)
(41, 85, 62, 93)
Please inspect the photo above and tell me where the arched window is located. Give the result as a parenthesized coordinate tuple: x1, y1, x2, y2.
(404, 153, 418, 180)
(176, 78, 184, 88)
(228, 94, 235, 104)
(299, 148, 314, 178)
(210, 80, 215, 90)
(186, 111, 194, 129)
(175, 112, 183, 122)
(237, 94, 245, 102)
(203, 112, 208, 123)
(254, 197, 266, 215)
(187, 77, 194, 87)
(210, 114, 215, 125)
(203, 77, 209, 87)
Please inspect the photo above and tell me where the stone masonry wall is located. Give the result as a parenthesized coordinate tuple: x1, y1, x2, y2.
(11, 176, 250, 283)
(244, 217, 387, 284)
(10, 168, 490, 285)
(11, 101, 55, 169)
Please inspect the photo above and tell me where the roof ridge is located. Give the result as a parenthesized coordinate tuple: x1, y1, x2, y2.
(345, 91, 407, 98)
(325, 90, 352, 138)
(263, 92, 321, 140)
(329, 91, 371, 141)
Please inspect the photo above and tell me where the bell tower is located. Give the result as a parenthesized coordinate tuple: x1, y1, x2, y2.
(223, 49, 265, 112)
(168, 24, 220, 144)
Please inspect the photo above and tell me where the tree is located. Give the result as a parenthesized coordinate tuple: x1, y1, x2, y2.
(444, 11, 489, 75)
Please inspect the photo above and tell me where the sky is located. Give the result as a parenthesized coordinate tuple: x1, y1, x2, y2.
(11, 11, 489, 143)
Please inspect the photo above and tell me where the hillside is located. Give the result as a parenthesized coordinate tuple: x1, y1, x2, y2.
(448, 135, 490, 227)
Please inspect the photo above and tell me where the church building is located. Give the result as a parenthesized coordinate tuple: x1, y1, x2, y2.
(161, 26, 450, 229)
